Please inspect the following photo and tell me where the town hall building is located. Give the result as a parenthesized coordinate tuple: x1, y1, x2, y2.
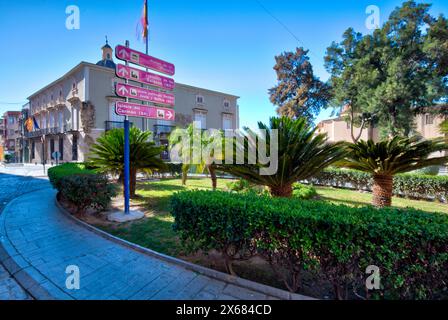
(23, 42, 239, 164)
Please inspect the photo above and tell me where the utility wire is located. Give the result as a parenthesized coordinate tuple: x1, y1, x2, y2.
(254, 0, 320, 59)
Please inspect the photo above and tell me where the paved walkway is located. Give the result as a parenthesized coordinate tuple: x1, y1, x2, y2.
(0, 169, 50, 300)
(0, 187, 287, 300)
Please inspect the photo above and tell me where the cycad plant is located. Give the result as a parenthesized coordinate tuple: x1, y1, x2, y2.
(88, 127, 166, 197)
(340, 136, 448, 207)
(215, 116, 347, 197)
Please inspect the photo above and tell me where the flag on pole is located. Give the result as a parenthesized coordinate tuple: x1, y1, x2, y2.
(33, 117, 40, 130)
(142, 0, 149, 41)
(136, 0, 149, 43)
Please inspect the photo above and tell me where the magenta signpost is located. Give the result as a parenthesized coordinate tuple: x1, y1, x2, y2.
(115, 41, 175, 217)
(115, 101, 175, 121)
(115, 45, 175, 76)
(115, 83, 175, 106)
(116, 64, 175, 91)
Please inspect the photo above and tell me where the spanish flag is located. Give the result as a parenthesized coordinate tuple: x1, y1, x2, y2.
(142, 0, 149, 41)
(25, 117, 33, 132)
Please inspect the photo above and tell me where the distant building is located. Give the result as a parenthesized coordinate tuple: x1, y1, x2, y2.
(23, 41, 240, 164)
(1, 111, 21, 161)
(316, 106, 448, 174)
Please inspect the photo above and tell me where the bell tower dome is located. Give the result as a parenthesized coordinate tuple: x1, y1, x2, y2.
(96, 36, 116, 69)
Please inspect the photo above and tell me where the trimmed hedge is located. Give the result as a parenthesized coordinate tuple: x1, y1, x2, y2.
(48, 163, 116, 214)
(306, 168, 448, 202)
(171, 191, 448, 299)
(48, 163, 95, 190)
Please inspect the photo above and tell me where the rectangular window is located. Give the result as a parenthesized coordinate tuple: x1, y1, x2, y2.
(59, 137, 64, 161)
(58, 111, 63, 132)
(194, 110, 207, 129)
(8, 116, 15, 124)
(31, 141, 35, 159)
(222, 114, 233, 130)
(50, 139, 55, 160)
(50, 112, 55, 128)
(425, 114, 434, 125)
(72, 135, 78, 161)
(196, 95, 204, 104)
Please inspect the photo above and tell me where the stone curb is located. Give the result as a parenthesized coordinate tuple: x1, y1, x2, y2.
(55, 199, 315, 301)
(0, 189, 73, 300)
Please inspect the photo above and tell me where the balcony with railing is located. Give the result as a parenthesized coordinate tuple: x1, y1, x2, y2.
(154, 124, 175, 136)
(105, 121, 134, 131)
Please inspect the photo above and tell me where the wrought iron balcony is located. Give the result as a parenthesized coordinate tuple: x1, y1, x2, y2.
(105, 121, 134, 131)
(154, 124, 175, 136)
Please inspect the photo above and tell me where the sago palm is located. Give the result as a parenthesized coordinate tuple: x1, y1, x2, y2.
(215, 116, 347, 197)
(88, 127, 167, 197)
(169, 123, 223, 190)
(339, 136, 448, 207)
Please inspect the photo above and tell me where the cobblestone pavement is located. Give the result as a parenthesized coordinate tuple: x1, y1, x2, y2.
(0, 165, 51, 300)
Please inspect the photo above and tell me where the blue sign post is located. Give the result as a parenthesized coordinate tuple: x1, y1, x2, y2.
(114, 40, 175, 218)
(123, 117, 130, 214)
(123, 40, 131, 215)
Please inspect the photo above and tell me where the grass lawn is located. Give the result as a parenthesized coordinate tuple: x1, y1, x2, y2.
(98, 178, 230, 256)
(316, 186, 448, 214)
(98, 177, 447, 258)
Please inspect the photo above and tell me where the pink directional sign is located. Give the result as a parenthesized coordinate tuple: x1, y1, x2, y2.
(116, 64, 175, 91)
(116, 83, 175, 106)
(115, 45, 175, 76)
(115, 102, 175, 121)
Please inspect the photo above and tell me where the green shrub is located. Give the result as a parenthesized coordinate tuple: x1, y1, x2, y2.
(307, 168, 448, 202)
(226, 179, 267, 196)
(48, 163, 95, 190)
(58, 174, 117, 214)
(411, 165, 440, 176)
(292, 183, 318, 200)
(171, 190, 448, 299)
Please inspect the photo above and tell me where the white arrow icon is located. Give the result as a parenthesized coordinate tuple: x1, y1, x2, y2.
(117, 85, 128, 96)
(118, 48, 129, 59)
(118, 66, 129, 77)
(166, 110, 173, 120)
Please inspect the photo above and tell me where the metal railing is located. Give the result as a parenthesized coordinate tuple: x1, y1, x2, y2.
(105, 121, 134, 131)
(154, 124, 175, 135)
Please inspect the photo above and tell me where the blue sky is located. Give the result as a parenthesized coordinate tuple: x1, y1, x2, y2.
(0, 0, 447, 130)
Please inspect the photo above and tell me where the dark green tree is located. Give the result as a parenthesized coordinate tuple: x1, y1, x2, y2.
(326, 1, 448, 138)
(269, 48, 331, 123)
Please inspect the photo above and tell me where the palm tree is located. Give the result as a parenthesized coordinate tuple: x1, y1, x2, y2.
(339, 136, 448, 207)
(169, 124, 222, 190)
(215, 117, 347, 197)
(88, 127, 167, 197)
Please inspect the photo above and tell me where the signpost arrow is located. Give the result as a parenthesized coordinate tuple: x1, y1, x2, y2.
(115, 101, 176, 121)
(115, 45, 175, 76)
(115, 64, 175, 91)
(115, 83, 175, 106)
(117, 65, 129, 77)
(117, 85, 128, 95)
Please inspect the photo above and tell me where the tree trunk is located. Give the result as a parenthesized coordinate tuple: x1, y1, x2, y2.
(130, 168, 137, 198)
(181, 164, 189, 186)
(270, 184, 293, 197)
(208, 165, 217, 190)
(372, 174, 393, 207)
